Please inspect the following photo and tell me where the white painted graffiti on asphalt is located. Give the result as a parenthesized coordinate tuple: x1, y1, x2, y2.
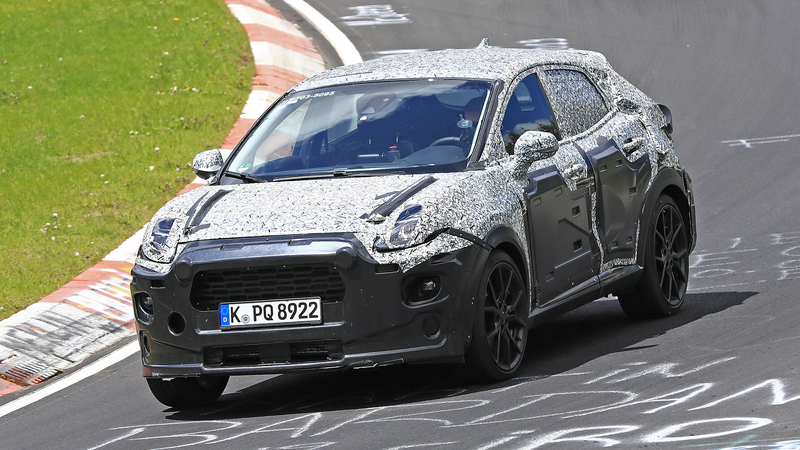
(518, 38, 574, 51)
(341, 5, 410, 26)
(721, 133, 800, 148)
(377, 39, 573, 59)
(86, 357, 800, 449)
(689, 231, 800, 290)
(717, 439, 800, 450)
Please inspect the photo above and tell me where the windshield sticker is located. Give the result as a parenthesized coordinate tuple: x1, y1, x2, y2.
(286, 90, 335, 104)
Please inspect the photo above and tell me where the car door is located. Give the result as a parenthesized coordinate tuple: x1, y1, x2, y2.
(501, 72, 598, 307)
(539, 68, 653, 271)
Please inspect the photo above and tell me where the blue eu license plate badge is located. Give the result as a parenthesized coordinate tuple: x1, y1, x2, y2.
(219, 304, 231, 326)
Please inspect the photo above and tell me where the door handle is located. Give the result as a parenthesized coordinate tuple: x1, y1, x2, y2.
(622, 137, 643, 154)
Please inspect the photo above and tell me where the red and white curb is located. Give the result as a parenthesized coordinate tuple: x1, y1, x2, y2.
(0, 0, 341, 399)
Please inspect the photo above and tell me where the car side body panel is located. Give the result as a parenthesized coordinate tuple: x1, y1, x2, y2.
(586, 139, 652, 264)
(524, 166, 597, 306)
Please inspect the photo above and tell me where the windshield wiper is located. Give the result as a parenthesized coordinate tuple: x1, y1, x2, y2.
(273, 169, 407, 182)
(223, 171, 266, 183)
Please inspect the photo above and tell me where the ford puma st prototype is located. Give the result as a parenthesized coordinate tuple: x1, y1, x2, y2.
(131, 42, 696, 407)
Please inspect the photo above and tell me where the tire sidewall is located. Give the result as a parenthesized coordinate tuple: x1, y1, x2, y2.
(147, 375, 229, 408)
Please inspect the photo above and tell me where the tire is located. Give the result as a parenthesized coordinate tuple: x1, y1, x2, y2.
(465, 251, 528, 382)
(619, 195, 689, 319)
(146, 375, 229, 408)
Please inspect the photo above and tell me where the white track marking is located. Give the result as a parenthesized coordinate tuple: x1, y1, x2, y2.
(0, 340, 139, 419)
(282, 0, 363, 65)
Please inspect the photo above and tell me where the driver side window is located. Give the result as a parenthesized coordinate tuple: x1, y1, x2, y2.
(500, 73, 557, 154)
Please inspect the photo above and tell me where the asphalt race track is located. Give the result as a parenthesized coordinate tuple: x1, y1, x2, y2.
(3, 1, 800, 448)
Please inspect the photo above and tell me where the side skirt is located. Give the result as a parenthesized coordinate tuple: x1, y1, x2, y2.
(598, 265, 642, 297)
(528, 264, 642, 327)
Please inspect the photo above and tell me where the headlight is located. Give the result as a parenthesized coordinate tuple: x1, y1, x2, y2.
(141, 218, 181, 263)
(389, 204, 423, 247)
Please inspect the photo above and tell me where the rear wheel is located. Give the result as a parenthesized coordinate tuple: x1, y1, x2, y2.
(619, 195, 689, 319)
(146, 375, 229, 408)
(465, 251, 528, 382)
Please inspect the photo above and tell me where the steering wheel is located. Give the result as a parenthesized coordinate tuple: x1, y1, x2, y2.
(429, 136, 461, 147)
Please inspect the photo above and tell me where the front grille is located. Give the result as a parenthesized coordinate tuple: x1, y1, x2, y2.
(190, 264, 346, 311)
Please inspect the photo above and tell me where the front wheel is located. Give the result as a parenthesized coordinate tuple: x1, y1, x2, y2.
(465, 251, 528, 382)
(146, 375, 229, 408)
(619, 195, 689, 319)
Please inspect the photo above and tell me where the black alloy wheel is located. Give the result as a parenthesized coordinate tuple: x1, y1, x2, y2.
(619, 195, 689, 319)
(465, 251, 528, 381)
(653, 201, 689, 305)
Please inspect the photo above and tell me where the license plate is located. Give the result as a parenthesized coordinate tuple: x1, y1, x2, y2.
(219, 298, 322, 329)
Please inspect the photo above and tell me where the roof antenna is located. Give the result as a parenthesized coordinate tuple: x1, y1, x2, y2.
(477, 38, 490, 48)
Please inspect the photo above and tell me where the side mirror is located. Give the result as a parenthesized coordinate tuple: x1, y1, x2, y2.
(657, 103, 673, 137)
(192, 149, 223, 180)
(510, 131, 558, 178)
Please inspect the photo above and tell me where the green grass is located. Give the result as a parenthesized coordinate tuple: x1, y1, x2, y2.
(0, 0, 254, 320)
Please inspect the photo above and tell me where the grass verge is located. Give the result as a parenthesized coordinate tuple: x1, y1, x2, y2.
(0, 0, 253, 320)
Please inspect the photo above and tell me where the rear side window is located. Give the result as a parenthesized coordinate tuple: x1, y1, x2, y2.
(500, 73, 557, 154)
(541, 69, 608, 137)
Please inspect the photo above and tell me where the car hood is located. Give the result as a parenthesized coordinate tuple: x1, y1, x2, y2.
(138, 165, 530, 274)
(150, 174, 453, 243)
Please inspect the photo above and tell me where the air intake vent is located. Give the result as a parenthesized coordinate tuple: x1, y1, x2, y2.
(206, 341, 344, 366)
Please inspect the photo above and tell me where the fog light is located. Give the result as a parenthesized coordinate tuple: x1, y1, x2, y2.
(403, 276, 442, 304)
(141, 294, 154, 313)
(134, 292, 154, 324)
(416, 277, 440, 302)
(419, 278, 438, 296)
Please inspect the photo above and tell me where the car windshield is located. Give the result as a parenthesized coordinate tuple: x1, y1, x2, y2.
(226, 79, 493, 181)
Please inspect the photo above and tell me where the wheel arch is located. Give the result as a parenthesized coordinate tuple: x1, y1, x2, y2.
(636, 167, 695, 267)
(483, 225, 530, 296)
(458, 225, 531, 355)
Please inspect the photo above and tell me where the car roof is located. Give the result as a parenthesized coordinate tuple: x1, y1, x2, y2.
(293, 44, 612, 92)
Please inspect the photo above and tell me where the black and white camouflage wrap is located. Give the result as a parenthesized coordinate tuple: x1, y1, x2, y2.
(137, 45, 681, 292)
(136, 167, 528, 275)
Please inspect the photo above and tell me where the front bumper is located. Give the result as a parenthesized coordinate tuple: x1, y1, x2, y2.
(683, 170, 698, 253)
(130, 234, 483, 378)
